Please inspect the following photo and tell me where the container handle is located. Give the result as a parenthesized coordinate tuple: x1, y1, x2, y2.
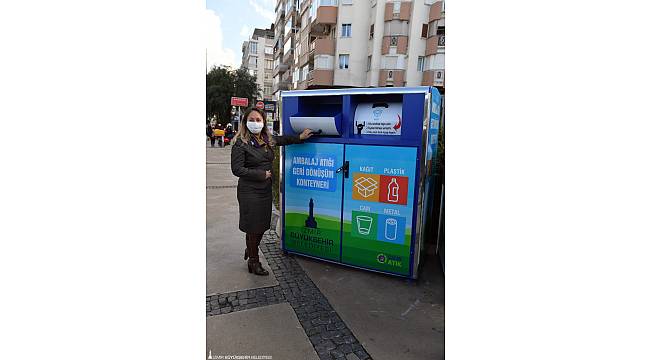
(336, 161, 350, 178)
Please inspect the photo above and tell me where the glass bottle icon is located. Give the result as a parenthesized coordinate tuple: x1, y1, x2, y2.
(387, 178, 399, 203)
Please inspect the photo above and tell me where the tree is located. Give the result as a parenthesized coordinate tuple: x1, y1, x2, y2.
(206, 65, 260, 126)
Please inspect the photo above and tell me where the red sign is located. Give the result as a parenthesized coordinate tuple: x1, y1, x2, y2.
(256, 101, 265, 110)
(230, 97, 248, 107)
(378, 175, 409, 205)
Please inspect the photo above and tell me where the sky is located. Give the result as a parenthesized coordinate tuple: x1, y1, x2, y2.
(206, 0, 276, 71)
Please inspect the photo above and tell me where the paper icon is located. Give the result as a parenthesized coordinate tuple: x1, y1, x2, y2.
(354, 176, 378, 198)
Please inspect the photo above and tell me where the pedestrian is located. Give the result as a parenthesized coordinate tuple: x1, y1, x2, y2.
(206, 122, 215, 147)
(224, 124, 234, 146)
(214, 125, 225, 147)
(231, 107, 313, 275)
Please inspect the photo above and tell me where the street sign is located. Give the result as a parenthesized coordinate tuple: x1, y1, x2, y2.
(231, 97, 248, 107)
(264, 102, 276, 112)
(255, 101, 264, 110)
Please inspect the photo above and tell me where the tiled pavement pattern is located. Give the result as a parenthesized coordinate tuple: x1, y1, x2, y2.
(207, 230, 372, 360)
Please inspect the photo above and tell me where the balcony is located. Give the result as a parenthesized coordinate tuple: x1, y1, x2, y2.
(273, 62, 289, 76)
(296, 79, 309, 90)
(429, 1, 443, 22)
(307, 69, 333, 87)
(312, 6, 337, 27)
(426, 35, 439, 56)
(298, 38, 310, 67)
(286, 0, 299, 18)
(276, 7, 285, 24)
(300, 0, 312, 15)
(381, 36, 408, 55)
(282, 48, 294, 63)
(422, 69, 444, 87)
(314, 37, 334, 55)
(378, 69, 405, 87)
(384, 1, 412, 21)
(273, 79, 290, 93)
(281, 70, 293, 83)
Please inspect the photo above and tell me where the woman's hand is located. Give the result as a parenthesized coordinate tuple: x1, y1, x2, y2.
(265, 170, 272, 179)
(299, 128, 314, 140)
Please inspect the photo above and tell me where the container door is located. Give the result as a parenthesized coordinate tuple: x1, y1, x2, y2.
(341, 145, 418, 276)
(283, 142, 345, 261)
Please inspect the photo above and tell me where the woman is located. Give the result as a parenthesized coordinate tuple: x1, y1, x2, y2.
(230, 107, 313, 275)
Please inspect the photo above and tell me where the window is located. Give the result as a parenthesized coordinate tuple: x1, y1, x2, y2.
(293, 68, 300, 83)
(265, 59, 273, 70)
(339, 54, 349, 69)
(437, 26, 445, 46)
(265, 46, 273, 55)
(421, 24, 428, 38)
(302, 66, 309, 81)
(384, 20, 408, 36)
(417, 56, 425, 71)
(369, 24, 374, 39)
(341, 24, 351, 37)
(393, 1, 401, 14)
(284, 19, 292, 37)
(382, 55, 397, 69)
(367, 55, 372, 71)
(250, 42, 257, 53)
(283, 38, 292, 56)
(315, 55, 333, 69)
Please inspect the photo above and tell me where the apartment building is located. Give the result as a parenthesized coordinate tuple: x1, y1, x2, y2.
(241, 27, 276, 101)
(271, 0, 445, 98)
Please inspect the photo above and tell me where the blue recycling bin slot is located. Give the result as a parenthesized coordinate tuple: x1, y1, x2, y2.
(279, 87, 442, 279)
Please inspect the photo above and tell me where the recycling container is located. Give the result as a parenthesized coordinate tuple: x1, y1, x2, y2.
(278, 87, 442, 279)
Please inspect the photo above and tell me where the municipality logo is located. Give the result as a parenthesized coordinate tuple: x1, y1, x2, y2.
(376, 253, 386, 264)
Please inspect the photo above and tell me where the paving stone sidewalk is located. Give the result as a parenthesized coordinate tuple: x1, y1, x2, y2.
(207, 230, 372, 360)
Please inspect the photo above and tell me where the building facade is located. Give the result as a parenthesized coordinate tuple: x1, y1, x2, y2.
(271, 0, 445, 99)
(241, 28, 276, 101)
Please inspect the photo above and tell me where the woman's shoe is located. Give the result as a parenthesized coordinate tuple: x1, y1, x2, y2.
(247, 260, 269, 276)
(244, 248, 249, 260)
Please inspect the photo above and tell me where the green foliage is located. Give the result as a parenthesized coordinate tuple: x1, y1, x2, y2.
(206, 65, 260, 126)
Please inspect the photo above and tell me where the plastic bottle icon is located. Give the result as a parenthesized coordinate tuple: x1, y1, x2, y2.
(387, 178, 399, 203)
(385, 218, 397, 241)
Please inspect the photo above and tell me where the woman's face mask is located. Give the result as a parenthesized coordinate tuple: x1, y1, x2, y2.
(246, 119, 264, 134)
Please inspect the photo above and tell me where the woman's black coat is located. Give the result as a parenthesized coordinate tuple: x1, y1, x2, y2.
(231, 134, 302, 233)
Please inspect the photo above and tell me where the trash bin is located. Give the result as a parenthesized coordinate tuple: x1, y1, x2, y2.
(279, 87, 442, 279)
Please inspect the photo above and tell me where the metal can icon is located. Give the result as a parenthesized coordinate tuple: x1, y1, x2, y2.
(385, 218, 397, 241)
